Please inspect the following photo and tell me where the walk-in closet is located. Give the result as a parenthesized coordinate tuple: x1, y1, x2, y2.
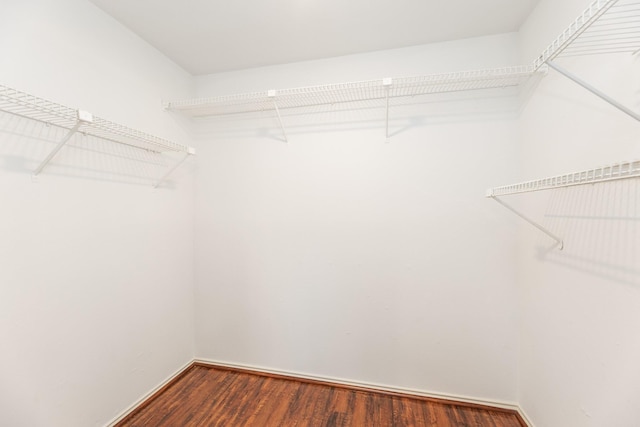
(1, 0, 638, 426)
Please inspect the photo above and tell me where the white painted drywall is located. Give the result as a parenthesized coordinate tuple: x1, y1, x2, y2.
(195, 33, 522, 95)
(517, 0, 640, 425)
(0, 1, 196, 426)
(5, 1, 637, 424)
(192, 33, 523, 403)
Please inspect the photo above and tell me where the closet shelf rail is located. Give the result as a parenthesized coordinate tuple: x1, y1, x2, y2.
(0, 84, 195, 185)
(164, 66, 539, 117)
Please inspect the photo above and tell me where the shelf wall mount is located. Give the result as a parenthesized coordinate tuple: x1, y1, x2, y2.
(268, 90, 288, 143)
(383, 78, 392, 142)
(32, 110, 93, 177)
(546, 60, 640, 122)
(153, 146, 197, 188)
(486, 191, 564, 250)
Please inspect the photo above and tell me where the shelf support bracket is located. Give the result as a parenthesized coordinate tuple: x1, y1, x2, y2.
(268, 90, 288, 143)
(33, 110, 93, 176)
(153, 148, 196, 188)
(383, 78, 392, 142)
(547, 60, 640, 123)
(489, 194, 564, 250)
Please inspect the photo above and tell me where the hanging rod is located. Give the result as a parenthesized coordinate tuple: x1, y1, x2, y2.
(0, 83, 195, 185)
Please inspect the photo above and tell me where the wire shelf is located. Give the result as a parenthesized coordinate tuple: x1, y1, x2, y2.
(165, 66, 538, 117)
(0, 84, 193, 154)
(534, 0, 640, 69)
(487, 160, 640, 197)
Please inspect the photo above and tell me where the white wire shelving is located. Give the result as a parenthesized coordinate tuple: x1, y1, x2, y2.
(0, 84, 195, 186)
(486, 161, 640, 250)
(166, 66, 537, 117)
(532, 0, 640, 122)
(167, 0, 639, 249)
(534, 0, 640, 69)
(488, 0, 640, 249)
(165, 0, 638, 127)
(487, 160, 640, 198)
(165, 66, 540, 141)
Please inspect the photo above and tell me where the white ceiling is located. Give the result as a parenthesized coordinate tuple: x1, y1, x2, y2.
(89, 0, 541, 76)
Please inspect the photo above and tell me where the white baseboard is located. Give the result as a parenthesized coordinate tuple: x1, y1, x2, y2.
(106, 357, 532, 426)
(518, 407, 536, 427)
(195, 357, 522, 413)
(105, 359, 194, 427)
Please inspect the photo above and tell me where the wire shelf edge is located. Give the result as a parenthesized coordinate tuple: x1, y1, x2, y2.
(0, 84, 194, 155)
(164, 66, 540, 117)
(487, 160, 640, 197)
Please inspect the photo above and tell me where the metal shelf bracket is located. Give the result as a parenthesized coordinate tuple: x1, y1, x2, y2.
(268, 90, 288, 143)
(33, 110, 93, 177)
(383, 78, 392, 142)
(547, 60, 640, 123)
(154, 147, 196, 188)
(487, 192, 564, 250)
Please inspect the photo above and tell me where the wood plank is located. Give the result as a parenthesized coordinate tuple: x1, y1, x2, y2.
(115, 363, 526, 427)
(192, 361, 521, 417)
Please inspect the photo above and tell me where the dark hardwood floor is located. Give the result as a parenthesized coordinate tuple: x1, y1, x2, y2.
(116, 363, 526, 426)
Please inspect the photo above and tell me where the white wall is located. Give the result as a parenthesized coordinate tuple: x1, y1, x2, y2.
(5, 1, 637, 424)
(518, 0, 640, 425)
(192, 34, 523, 403)
(0, 1, 195, 426)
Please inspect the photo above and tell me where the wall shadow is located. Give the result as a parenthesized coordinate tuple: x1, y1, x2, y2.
(534, 179, 640, 286)
(186, 87, 525, 141)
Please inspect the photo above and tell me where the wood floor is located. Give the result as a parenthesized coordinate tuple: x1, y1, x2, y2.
(116, 363, 526, 427)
